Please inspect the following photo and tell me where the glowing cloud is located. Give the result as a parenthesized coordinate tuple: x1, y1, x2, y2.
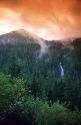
(0, 0, 81, 40)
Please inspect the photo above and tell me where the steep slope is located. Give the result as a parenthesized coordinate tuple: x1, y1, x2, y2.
(0, 29, 48, 56)
(0, 29, 44, 44)
(0, 30, 81, 79)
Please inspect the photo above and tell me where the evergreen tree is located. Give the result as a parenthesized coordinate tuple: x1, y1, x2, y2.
(30, 78, 40, 98)
(9, 54, 21, 78)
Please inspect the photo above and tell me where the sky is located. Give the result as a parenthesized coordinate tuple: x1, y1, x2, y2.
(0, 0, 81, 40)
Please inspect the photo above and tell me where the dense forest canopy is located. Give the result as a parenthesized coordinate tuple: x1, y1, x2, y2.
(0, 31, 81, 125)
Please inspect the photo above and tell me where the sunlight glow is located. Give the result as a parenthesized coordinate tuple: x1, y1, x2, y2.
(0, 8, 21, 35)
(36, 29, 47, 38)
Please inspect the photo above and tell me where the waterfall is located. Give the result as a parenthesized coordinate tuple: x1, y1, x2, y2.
(60, 62, 64, 78)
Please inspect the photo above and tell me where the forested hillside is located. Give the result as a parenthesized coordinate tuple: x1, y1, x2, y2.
(0, 30, 81, 125)
(0, 37, 81, 79)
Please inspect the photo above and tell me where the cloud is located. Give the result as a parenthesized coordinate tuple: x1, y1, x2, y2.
(0, 0, 81, 40)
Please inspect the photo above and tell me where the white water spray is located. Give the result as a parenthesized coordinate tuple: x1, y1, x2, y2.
(60, 62, 64, 78)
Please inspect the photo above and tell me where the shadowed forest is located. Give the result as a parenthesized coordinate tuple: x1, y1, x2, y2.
(0, 38, 81, 125)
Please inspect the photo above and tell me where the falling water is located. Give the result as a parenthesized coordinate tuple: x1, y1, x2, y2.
(60, 62, 64, 78)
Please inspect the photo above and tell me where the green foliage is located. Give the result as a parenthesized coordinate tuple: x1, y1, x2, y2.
(0, 73, 15, 113)
(0, 73, 81, 125)
(30, 78, 41, 97)
(0, 73, 25, 114)
(0, 39, 81, 124)
(47, 102, 70, 125)
(35, 101, 81, 125)
(9, 54, 21, 78)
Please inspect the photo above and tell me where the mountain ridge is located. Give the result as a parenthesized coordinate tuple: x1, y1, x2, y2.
(0, 29, 81, 45)
(0, 29, 45, 45)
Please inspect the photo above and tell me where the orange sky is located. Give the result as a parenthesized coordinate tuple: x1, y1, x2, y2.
(0, 0, 81, 40)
